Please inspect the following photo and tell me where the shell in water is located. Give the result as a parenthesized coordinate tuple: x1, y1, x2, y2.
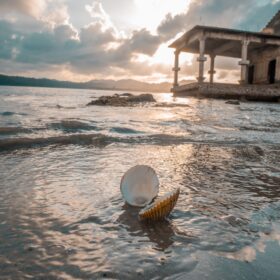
(120, 165, 159, 207)
(139, 188, 180, 221)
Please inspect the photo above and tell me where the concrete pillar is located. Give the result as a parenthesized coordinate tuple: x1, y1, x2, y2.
(197, 37, 207, 83)
(172, 50, 180, 88)
(276, 57, 280, 82)
(239, 40, 250, 84)
(208, 54, 216, 84)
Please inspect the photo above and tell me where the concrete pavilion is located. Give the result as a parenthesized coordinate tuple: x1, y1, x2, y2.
(169, 11, 280, 101)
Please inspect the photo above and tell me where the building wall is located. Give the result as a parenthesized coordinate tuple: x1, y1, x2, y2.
(250, 47, 280, 84)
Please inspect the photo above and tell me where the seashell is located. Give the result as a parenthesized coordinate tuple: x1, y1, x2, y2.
(139, 188, 180, 221)
(120, 165, 159, 207)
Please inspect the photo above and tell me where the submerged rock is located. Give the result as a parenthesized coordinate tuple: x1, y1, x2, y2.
(87, 93, 156, 106)
(226, 100, 240, 105)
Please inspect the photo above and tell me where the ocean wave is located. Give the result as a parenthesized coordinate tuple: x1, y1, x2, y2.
(0, 127, 32, 135)
(0, 111, 28, 116)
(1, 111, 15, 116)
(56, 104, 76, 109)
(240, 126, 279, 133)
(0, 132, 259, 152)
(0, 133, 191, 151)
(0, 133, 115, 151)
(49, 120, 101, 132)
(109, 127, 143, 134)
(0, 120, 101, 136)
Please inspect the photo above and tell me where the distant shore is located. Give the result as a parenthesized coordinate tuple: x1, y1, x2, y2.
(0, 74, 173, 93)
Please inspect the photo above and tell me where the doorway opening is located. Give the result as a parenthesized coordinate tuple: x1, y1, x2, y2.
(268, 59, 276, 84)
(248, 65, 255, 84)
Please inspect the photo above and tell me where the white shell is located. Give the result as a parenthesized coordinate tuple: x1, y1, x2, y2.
(120, 165, 159, 207)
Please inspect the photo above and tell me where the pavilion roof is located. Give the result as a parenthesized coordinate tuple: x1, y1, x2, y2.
(169, 25, 280, 58)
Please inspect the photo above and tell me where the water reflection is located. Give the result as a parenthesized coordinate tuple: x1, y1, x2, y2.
(117, 204, 175, 251)
(1, 86, 280, 279)
(216, 227, 280, 262)
(1, 142, 280, 279)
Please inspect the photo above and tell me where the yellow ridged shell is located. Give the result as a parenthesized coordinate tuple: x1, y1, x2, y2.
(139, 188, 180, 221)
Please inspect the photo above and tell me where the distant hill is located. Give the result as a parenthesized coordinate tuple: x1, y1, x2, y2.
(0, 74, 195, 93)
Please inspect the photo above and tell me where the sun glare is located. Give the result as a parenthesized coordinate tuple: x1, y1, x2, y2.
(152, 43, 193, 66)
(133, 0, 191, 31)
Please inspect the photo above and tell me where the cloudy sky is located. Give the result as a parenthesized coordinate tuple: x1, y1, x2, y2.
(0, 0, 279, 83)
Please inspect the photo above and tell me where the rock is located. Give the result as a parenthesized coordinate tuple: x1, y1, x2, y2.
(87, 93, 156, 106)
(226, 100, 240, 105)
(127, 93, 156, 103)
(222, 215, 246, 226)
(240, 96, 247, 102)
(154, 103, 190, 108)
(24, 244, 37, 252)
(120, 93, 133, 97)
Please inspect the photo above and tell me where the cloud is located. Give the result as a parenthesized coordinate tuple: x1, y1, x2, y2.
(79, 23, 116, 46)
(85, 1, 117, 33)
(0, 21, 19, 60)
(127, 29, 161, 56)
(0, 0, 70, 30)
(0, 21, 161, 79)
(0, 0, 163, 79)
(0, 0, 280, 83)
(0, 0, 46, 18)
(54, 24, 78, 41)
(157, 13, 187, 41)
(41, 1, 70, 27)
(215, 57, 239, 71)
(157, 0, 280, 41)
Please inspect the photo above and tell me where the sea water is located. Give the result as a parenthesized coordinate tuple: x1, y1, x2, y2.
(0, 86, 280, 279)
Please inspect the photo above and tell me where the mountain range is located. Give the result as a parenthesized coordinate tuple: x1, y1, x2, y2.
(0, 74, 184, 93)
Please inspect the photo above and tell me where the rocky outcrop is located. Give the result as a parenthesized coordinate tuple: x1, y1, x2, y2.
(87, 93, 156, 106)
(120, 93, 133, 97)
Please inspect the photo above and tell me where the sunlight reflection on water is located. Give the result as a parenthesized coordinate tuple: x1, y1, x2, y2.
(0, 87, 280, 279)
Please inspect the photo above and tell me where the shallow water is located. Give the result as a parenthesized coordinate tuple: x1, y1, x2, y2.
(0, 86, 280, 279)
